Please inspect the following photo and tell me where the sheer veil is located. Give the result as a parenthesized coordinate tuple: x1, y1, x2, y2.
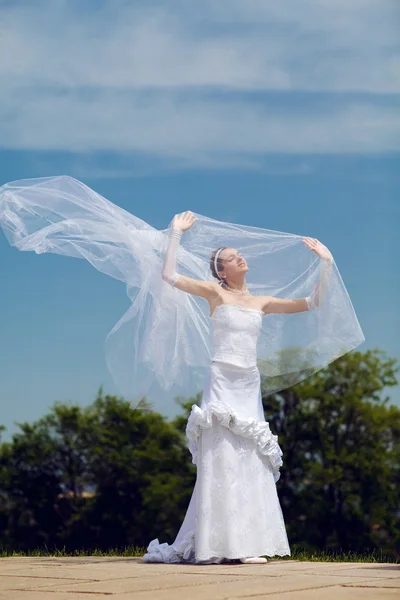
(0, 175, 365, 414)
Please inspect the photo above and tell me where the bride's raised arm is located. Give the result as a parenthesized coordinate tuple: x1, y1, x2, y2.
(261, 237, 334, 315)
(161, 211, 218, 300)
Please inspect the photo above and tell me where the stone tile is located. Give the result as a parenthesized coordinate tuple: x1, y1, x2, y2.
(260, 587, 400, 599)
(40, 573, 249, 595)
(49, 573, 392, 598)
(316, 565, 400, 580)
(344, 583, 400, 589)
(0, 559, 398, 599)
(0, 575, 97, 591)
(0, 593, 110, 600)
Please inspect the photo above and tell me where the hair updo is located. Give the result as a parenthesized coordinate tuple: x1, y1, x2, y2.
(210, 247, 227, 282)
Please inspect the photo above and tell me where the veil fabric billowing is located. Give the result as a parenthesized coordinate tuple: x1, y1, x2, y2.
(0, 175, 365, 414)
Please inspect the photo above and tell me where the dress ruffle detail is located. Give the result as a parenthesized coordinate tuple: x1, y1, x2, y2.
(142, 530, 196, 563)
(186, 401, 283, 483)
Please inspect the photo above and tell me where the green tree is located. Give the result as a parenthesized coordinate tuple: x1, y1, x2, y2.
(0, 392, 195, 551)
(263, 349, 400, 553)
(0, 350, 398, 556)
(80, 393, 195, 548)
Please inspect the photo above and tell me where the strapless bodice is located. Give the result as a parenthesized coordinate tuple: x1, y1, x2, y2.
(210, 304, 263, 369)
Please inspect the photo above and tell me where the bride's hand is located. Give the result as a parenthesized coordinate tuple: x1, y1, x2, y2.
(172, 211, 198, 232)
(302, 237, 333, 262)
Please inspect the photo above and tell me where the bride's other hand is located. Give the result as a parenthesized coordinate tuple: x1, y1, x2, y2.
(302, 237, 333, 262)
(172, 211, 198, 232)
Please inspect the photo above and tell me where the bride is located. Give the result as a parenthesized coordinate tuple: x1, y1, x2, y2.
(143, 210, 333, 565)
(0, 176, 364, 565)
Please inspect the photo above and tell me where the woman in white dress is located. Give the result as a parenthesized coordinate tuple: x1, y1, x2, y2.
(143, 211, 334, 565)
(0, 177, 363, 563)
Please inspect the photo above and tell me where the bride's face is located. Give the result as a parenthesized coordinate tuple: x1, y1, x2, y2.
(219, 247, 248, 280)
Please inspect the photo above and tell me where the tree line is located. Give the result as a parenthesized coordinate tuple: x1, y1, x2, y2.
(0, 349, 399, 557)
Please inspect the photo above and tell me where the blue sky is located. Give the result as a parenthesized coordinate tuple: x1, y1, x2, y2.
(0, 0, 399, 437)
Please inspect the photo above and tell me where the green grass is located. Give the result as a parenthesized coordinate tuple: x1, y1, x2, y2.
(0, 546, 397, 563)
(287, 547, 397, 563)
(0, 546, 146, 558)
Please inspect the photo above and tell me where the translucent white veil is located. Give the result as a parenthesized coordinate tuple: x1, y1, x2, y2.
(0, 175, 365, 414)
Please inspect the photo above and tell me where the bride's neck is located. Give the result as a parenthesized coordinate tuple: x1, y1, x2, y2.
(223, 278, 247, 292)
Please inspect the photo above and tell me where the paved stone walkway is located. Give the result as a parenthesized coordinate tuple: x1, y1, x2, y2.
(0, 557, 399, 599)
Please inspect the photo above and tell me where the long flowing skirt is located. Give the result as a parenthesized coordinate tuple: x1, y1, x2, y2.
(143, 361, 291, 563)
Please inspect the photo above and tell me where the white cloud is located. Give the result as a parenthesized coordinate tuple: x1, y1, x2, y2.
(1, 0, 398, 93)
(3, 89, 399, 155)
(0, 0, 399, 163)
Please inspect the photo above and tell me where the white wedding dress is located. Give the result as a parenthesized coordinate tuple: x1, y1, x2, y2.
(143, 303, 291, 564)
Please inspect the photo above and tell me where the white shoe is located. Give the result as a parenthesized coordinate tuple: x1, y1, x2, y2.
(240, 556, 268, 564)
